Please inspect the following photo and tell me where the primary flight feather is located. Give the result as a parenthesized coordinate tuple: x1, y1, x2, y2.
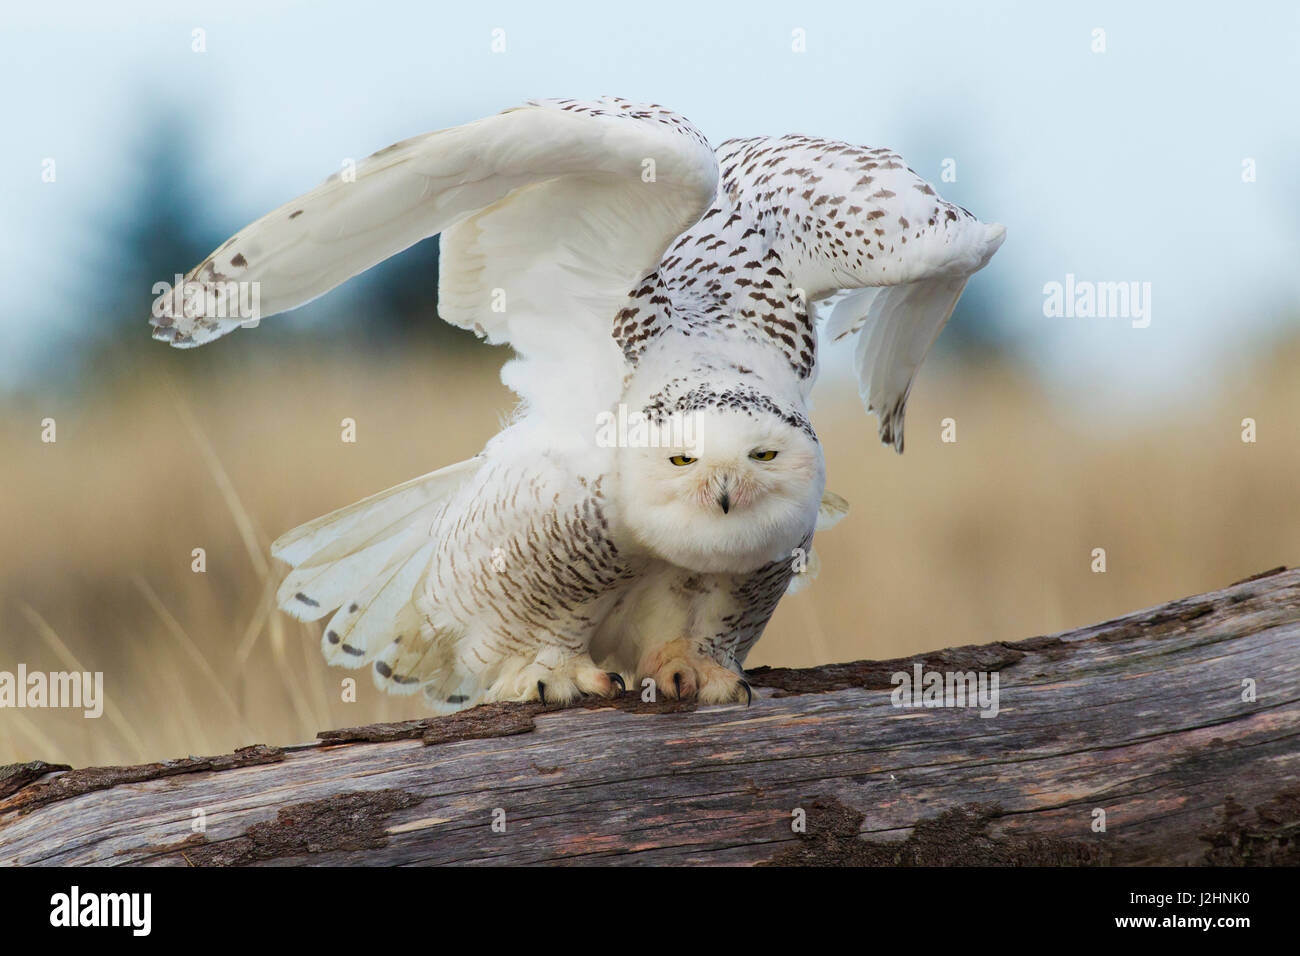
(151, 97, 1004, 709)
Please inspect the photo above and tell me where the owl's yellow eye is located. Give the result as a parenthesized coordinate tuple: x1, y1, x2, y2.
(749, 450, 779, 461)
(669, 454, 697, 466)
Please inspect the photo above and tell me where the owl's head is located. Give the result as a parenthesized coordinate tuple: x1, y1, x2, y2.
(615, 407, 824, 574)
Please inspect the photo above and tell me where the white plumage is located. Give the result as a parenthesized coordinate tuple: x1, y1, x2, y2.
(151, 97, 1003, 709)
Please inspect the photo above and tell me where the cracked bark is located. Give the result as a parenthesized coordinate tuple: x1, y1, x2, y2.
(1, 567, 1297, 866)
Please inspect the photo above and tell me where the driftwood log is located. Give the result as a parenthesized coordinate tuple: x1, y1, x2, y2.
(2, 567, 1298, 866)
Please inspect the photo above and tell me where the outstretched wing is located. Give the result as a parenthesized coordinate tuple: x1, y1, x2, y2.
(657, 135, 1004, 451)
(150, 96, 718, 415)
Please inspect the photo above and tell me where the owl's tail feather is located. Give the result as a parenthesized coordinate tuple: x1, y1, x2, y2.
(271, 456, 483, 692)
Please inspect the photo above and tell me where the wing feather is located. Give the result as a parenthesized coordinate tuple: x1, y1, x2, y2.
(151, 97, 718, 415)
(847, 275, 970, 451)
(661, 135, 1004, 450)
(272, 456, 480, 622)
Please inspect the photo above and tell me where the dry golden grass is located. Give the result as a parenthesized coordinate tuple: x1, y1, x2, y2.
(3, 339, 1297, 768)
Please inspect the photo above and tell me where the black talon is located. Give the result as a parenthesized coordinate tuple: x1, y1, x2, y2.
(537, 680, 547, 705)
(607, 672, 626, 694)
(739, 679, 753, 707)
(673, 672, 683, 698)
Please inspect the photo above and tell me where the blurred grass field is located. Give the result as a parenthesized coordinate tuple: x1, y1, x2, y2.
(2, 339, 1298, 768)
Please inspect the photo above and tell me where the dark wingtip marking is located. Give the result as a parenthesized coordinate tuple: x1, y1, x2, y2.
(374, 661, 392, 678)
(326, 630, 340, 644)
(341, 643, 364, 656)
(447, 695, 469, 704)
(230, 253, 247, 268)
(289, 209, 303, 219)
(295, 592, 319, 607)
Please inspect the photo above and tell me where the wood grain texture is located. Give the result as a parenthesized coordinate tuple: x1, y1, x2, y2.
(2, 567, 1297, 866)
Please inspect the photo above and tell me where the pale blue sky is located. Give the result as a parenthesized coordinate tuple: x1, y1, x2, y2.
(3, 0, 1297, 407)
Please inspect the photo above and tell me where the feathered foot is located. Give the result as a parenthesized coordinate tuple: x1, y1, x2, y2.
(483, 653, 624, 707)
(637, 639, 752, 705)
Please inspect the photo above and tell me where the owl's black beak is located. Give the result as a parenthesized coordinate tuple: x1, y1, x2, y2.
(718, 491, 731, 514)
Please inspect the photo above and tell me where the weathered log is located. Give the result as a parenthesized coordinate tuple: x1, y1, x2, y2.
(2, 567, 1298, 866)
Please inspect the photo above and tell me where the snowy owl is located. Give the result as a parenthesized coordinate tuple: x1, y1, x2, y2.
(150, 97, 1004, 710)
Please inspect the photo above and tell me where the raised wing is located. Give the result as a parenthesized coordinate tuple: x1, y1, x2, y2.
(821, 275, 972, 451)
(150, 97, 718, 413)
(657, 134, 1004, 451)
